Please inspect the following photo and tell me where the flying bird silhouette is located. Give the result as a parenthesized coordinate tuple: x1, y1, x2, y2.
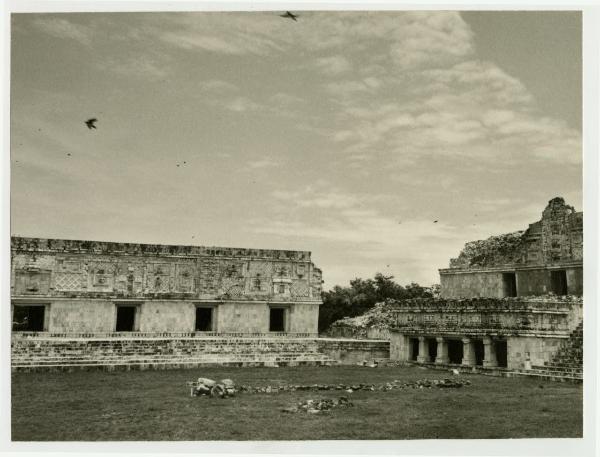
(433, 220, 438, 223)
(280, 11, 299, 21)
(85, 118, 98, 129)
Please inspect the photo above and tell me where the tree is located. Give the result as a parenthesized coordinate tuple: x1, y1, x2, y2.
(318, 273, 433, 332)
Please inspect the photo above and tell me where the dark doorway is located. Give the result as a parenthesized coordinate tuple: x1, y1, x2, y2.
(409, 338, 419, 361)
(495, 340, 508, 368)
(195, 307, 213, 331)
(502, 273, 517, 297)
(447, 339, 463, 364)
(115, 306, 136, 332)
(269, 308, 285, 332)
(12, 305, 45, 331)
(550, 270, 568, 295)
(427, 338, 437, 361)
(474, 339, 485, 366)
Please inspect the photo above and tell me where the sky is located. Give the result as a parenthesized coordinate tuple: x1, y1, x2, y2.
(10, 10, 582, 289)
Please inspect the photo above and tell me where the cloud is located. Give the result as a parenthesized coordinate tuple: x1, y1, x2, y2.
(225, 96, 263, 113)
(251, 184, 482, 286)
(31, 17, 93, 46)
(103, 57, 168, 81)
(198, 79, 239, 93)
(315, 55, 352, 75)
(247, 158, 279, 170)
(326, 56, 580, 166)
(272, 187, 361, 210)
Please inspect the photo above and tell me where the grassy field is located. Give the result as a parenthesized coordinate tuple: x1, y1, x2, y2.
(11, 365, 582, 441)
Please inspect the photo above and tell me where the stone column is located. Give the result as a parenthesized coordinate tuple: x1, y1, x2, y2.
(417, 336, 430, 363)
(461, 337, 475, 366)
(483, 337, 498, 368)
(435, 337, 449, 364)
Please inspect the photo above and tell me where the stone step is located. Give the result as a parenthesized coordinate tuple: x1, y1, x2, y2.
(507, 371, 582, 383)
(11, 351, 329, 360)
(12, 354, 337, 365)
(12, 359, 339, 372)
(12, 357, 337, 367)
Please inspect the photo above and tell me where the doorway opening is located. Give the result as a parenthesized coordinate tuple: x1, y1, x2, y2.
(115, 305, 137, 332)
(12, 305, 46, 331)
(409, 338, 419, 361)
(427, 338, 437, 361)
(550, 270, 568, 295)
(474, 339, 485, 366)
(269, 308, 286, 332)
(502, 273, 517, 297)
(495, 340, 508, 368)
(447, 339, 463, 364)
(195, 307, 214, 331)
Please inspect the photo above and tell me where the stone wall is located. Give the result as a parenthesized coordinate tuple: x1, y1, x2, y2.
(389, 297, 582, 337)
(11, 299, 322, 335)
(325, 326, 391, 340)
(439, 270, 504, 298)
(11, 237, 323, 335)
(316, 338, 390, 365)
(387, 296, 582, 371)
(11, 335, 389, 371)
(507, 336, 564, 370)
(441, 266, 583, 299)
(440, 198, 583, 299)
(11, 237, 323, 302)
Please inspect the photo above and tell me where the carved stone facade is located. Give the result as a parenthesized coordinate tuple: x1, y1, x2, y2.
(11, 237, 323, 335)
(389, 296, 582, 372)
(440, 197, 583, 298)
(388, 197, 584, 379)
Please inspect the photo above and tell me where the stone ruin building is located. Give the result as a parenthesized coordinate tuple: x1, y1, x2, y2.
(388, 197, 583, 381)
(10, 238, 388, 370)
(439, 197, 583, 298)
(10, 197, 583, 381)
(10, 238, 323, 335)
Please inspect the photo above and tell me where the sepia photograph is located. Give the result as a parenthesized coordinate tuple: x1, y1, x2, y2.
(2, 2, 598, 456)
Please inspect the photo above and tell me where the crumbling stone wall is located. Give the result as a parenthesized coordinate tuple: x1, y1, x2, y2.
(440, 198, 583, 298)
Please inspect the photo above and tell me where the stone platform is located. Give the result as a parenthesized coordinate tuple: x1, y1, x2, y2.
(11, 334, 389, 372)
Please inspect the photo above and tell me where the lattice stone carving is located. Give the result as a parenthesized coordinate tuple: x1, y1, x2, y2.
(291, 280, 310, 297)
(248, 261, 272, 276)
(54, 272, 85, 291)
(220, 276, 245, 296)
(226, 284, 245, 297)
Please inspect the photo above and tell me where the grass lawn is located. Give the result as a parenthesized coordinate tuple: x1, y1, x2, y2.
(11, 365, 582, 441)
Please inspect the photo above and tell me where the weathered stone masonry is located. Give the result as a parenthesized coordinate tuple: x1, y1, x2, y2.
(388, 197, 584, 381)
(439, 198, 583, 299)
(10, 237, 323, 335)
(389, 297, 582, 371)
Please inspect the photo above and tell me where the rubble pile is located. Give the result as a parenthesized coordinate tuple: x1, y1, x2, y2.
(238, 378, 470, 394)
(282, 396, 353, 414)
(188, 377, 236, 398)
(449, 231, 525, 268)
(328, 302, 398, 335)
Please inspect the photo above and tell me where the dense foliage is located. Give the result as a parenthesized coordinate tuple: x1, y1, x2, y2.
(318, 273, 436, 332)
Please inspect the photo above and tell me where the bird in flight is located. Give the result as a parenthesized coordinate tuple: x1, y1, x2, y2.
(433, 220, 438, 223)
(85, 118, 98, 130)
(280, 11, 299, 21)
